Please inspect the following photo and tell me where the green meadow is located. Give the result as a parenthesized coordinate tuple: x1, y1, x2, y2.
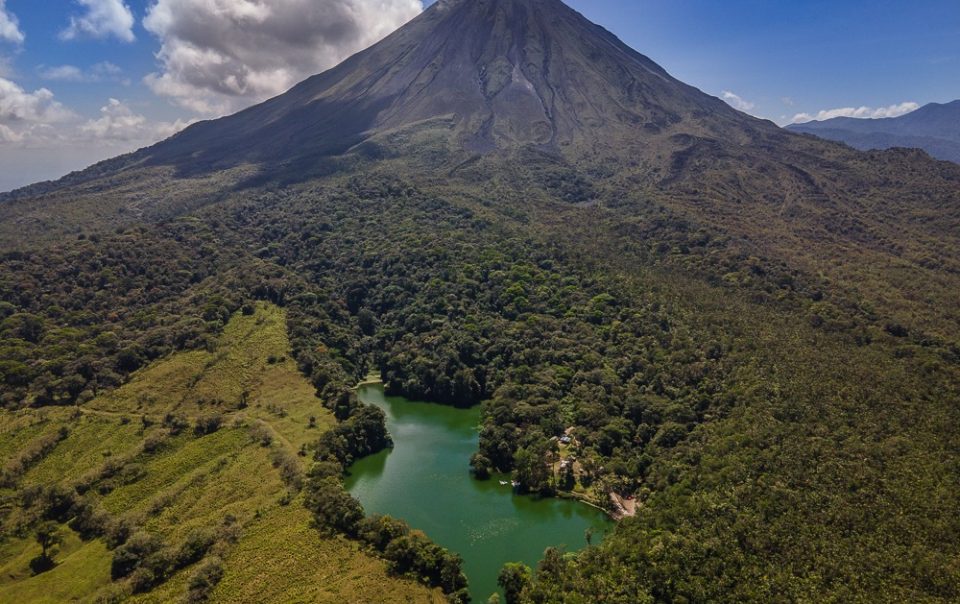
(0, 303, 442, 603)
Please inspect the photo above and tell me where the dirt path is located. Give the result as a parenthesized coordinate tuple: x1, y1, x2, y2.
(609, 492, 637, 520)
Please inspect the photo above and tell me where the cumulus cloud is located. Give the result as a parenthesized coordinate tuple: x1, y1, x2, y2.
(0, 77, 74, 125)
(0, 54, 13, 78)
(61, 0, 136, 43)
(0, 76, 192, 191)
(0, 0, 23, 44)
(0, 77, 76, 148)
(0, 121, 20, 142)
(142, 0, 423, 116)
(792, 102, 920, 124)
(0, 76, 186, 151)
(39, 62, 124, 83)
(79, 97, 192, 142)
(722, 90, 755, 112)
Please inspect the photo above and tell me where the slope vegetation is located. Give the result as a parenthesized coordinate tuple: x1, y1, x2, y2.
(0, 303, 443, 604)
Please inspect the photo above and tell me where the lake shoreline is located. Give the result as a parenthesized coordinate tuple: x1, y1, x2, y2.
(353, 373, 384, 389)
(354, 378, 623, 521)
(346, 383, 611, 600)
(556, 491, 620, 521)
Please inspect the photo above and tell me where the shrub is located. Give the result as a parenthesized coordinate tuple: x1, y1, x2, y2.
(304, 477, 364, 536)
(499, 562, 532, 604)
(249, 423, 273, 447)
(469, 452, 492, 480)
(104, 518, 133, 549)
(357, 515, 409, 551)
(68, 501, 109, 540)
(163, 413, 190, 436)
(186, 557, 224, 603)
(193, 414, 224, 437)
(271, 449, 303, 490)
(383, 530, 468, 594)
(174, 529, 215, 569)
(111, 532, 162, 580)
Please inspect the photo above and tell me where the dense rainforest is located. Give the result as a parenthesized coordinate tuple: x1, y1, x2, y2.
(2, 158, 958, 602)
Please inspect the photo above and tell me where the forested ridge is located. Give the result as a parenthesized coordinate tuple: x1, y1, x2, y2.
(2, 158, 958, 601)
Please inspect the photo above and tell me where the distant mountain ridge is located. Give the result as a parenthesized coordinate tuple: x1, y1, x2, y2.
(788, 100, 960, 163)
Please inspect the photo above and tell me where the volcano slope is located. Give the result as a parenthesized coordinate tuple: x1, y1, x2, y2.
(1, 0, 960, 602)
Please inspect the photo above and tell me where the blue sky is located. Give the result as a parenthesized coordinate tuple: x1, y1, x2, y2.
(563, 0, 960, 123)
(0, 0, 957, 191)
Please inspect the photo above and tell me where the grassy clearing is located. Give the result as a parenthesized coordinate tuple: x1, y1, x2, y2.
(21, 414, 145, 490)
(0, 303, 442, 603)
(129, 503, 446, 604)
(0, 533, 112, 603)
(90, 303, 299, 417)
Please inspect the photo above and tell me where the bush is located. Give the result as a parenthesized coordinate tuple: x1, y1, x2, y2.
(175, 529, 215, 569)
(499, 562, 532, 604)
(186, 557, 224, 603)
(193, 414, 224, 437)
(128, 566, 159, 594)
(304, 477, 364, 536)
(104, 518, 132, 549)
(163, 413, 190, 436)
(111, 532, 162, 580)
(313, 404, 391, 465)
(271, 449, 303, 490)
(142, 433, 167, 454)
(470, 452, 493, 480)
(68, 501, 109, 540)
(357, 515, 409, 551)
(383, 530, 468, 594)
(249, 423, 273, 447)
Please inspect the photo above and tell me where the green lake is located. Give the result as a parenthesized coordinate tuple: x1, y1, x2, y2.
(344, 383, 611, 601)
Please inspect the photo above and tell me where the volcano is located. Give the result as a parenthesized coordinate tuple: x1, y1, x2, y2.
(137, 0, 767, 170)
(3, 0, 958, 270)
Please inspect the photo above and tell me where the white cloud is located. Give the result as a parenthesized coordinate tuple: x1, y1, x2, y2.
(722, 90, 755, 112)
(79, 97, 192, 142)
(792, 102, 920, 124)
(0, 54, 13, 78)
(0, 77, 74, 125)
(0, 75, 192, 191)
(142, 0, 423, 116)
(61, 0, 136, 43)
(0, 77, 75, 149)
(39, 65, 84, 82)
(0, 0, 24, 44)
(0, 76, 186, 152)
(39, 62, 124, 83)
(0, 121, 20, 142)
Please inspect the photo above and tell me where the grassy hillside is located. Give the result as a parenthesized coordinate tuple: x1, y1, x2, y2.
(0, 303, 442, 603)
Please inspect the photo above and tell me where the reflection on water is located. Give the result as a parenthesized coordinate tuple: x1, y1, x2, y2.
(346, 446, 387, 481)
(344, 384, 610, 601)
